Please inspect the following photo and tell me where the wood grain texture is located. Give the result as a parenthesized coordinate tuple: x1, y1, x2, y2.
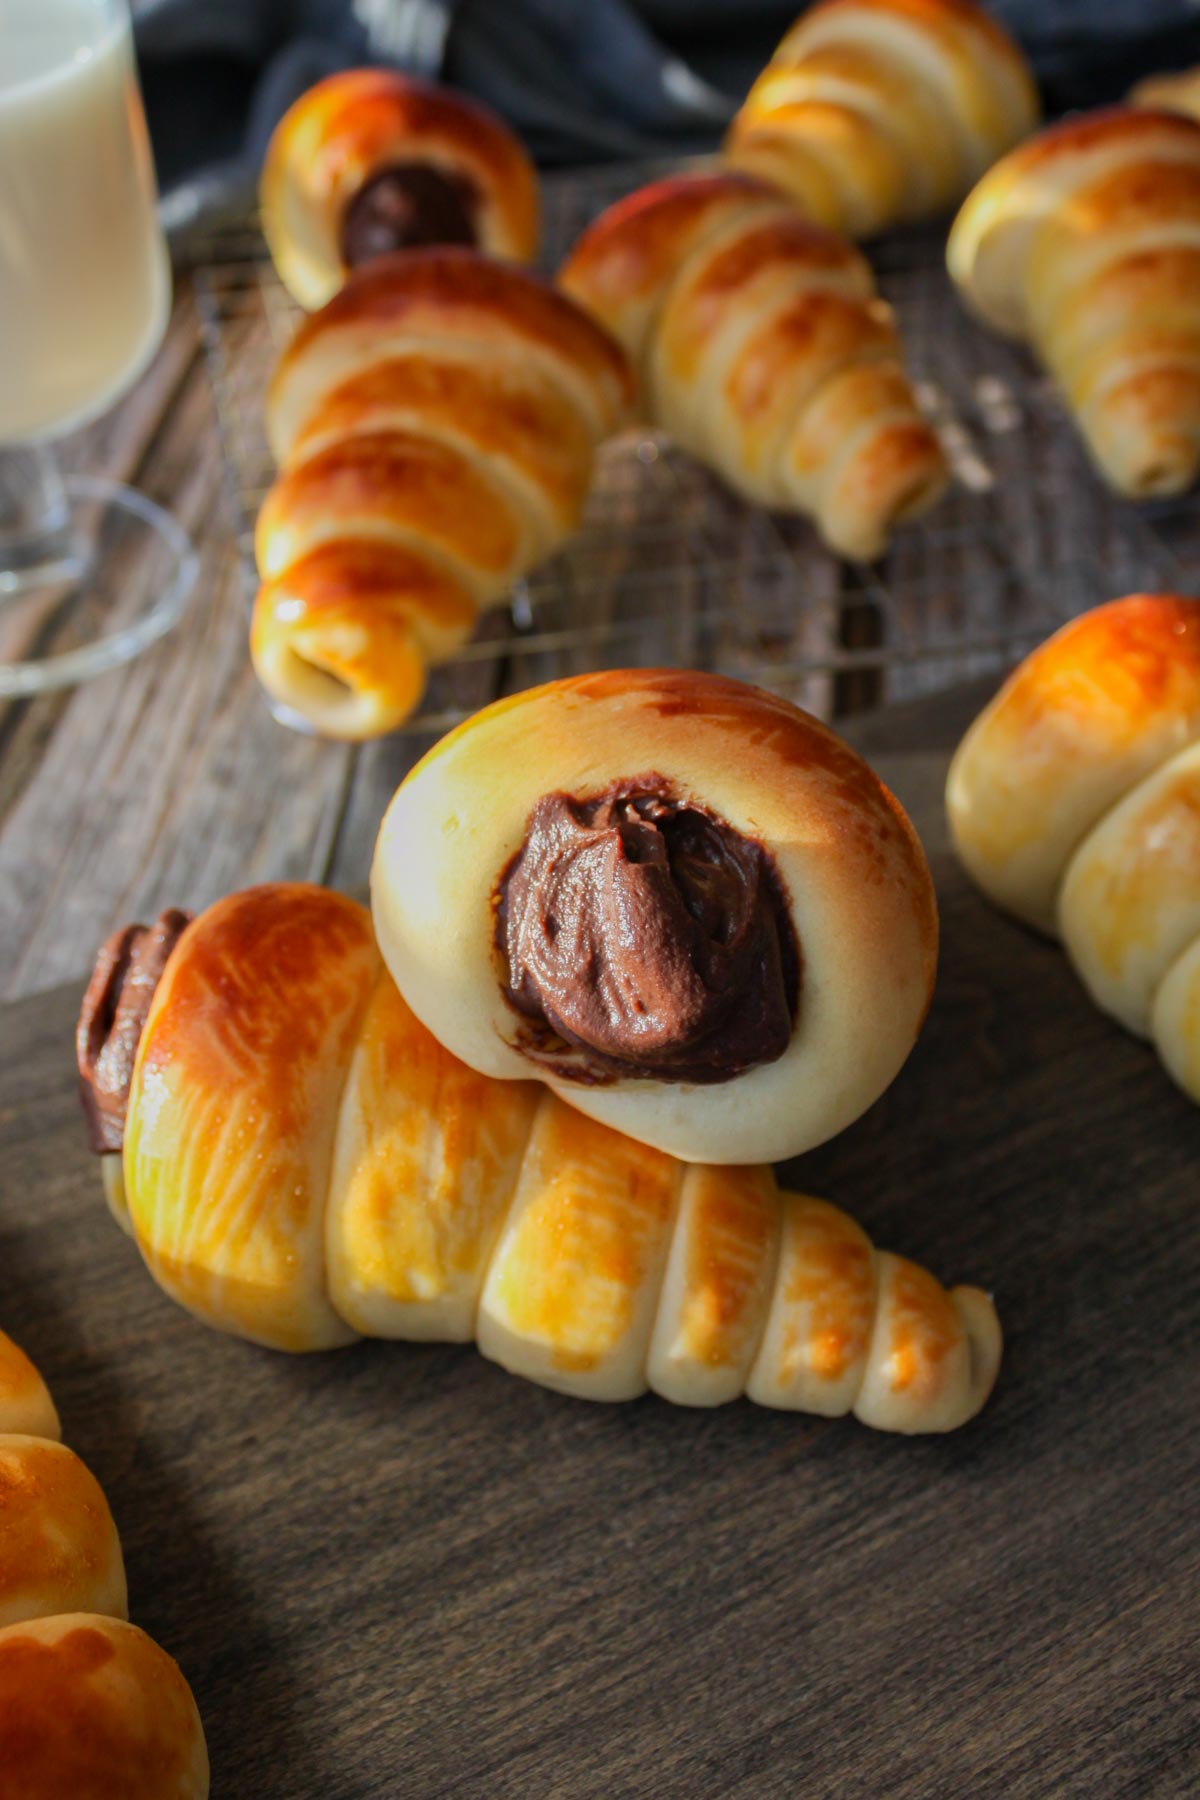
(1, 687, 1196, 1799)
(0, 279, 356, 1000)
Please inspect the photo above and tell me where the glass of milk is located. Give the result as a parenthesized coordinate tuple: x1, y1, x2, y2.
(0, 0, 196, 694)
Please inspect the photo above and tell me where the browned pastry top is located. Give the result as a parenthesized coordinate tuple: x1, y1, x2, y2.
(494, 777, 800, 1084)
(76, 909, 192, 1153)
(277, 249, 635, 434)
(559, 170, 782, 305)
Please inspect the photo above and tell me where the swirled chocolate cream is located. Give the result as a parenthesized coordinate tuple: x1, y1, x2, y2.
(340, 164, 480, 266)
(495, 778, 800, 1083)
(76, 909, 192, 1153)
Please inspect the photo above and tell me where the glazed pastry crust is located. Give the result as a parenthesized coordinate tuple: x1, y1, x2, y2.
(947, 107, 1200, 497)
(125, 885, 377, 1351)
(261, 70, 539, 309)
(0, 1330, 60, 1441)
(372, 669, 938, 1165)
(727, 0, 1039, 238)
(560, 171, 946, 559)
(0, 1437, 127, 1631)
(0, 1613, 209, 1800)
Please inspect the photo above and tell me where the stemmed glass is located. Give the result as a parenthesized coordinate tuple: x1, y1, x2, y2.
(0, 0, 196, 696)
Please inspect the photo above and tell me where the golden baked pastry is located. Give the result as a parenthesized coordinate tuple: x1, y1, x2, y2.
(78, 884, 999, 1433)
(947, 106, 1200, 498)
(0, 1331, 208, 1796)
(261, 69, 539, 309)
(252, 250, 634, 738)
(947, 594, 1200, 1103)
(373, 669, 938, 1165)
(1129, 66, 1200, 124)
(726, 0, 1039, 238)
(0, 1328, 60, 1442)
(559, 170, 947, 559)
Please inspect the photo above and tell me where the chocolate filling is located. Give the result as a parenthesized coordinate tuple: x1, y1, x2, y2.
(495, 778, 800, 1084)
(76, 909, 192, 1154)
(339, 162, 479, 266)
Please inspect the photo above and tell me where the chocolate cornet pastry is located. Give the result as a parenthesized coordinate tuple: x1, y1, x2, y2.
(726, 0, 1039, 239)
(948, 594, 1200, 1105)
(77, 884, 998, 1433)
(260, 70, 540, 310)
(948, 107, 1200, 498)
(252, 251, 634, 739)
(559, 171, 947, 560)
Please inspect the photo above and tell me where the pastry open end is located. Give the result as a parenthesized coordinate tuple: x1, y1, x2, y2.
(260, 69, 540, 310)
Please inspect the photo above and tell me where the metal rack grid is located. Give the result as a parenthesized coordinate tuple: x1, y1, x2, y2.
(191, 160, 1189, 732)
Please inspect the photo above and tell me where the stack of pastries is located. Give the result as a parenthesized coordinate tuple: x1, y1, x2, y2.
(0, 1329, 208, 1796)
(948, 595, 1200, 1106)
(79, 672, 1002, 1434)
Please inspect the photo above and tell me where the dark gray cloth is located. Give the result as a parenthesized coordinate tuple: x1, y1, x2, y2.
(134, 0, 1200, 234)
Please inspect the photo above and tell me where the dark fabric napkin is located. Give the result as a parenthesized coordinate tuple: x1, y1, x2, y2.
(135, 0, 1200, 234)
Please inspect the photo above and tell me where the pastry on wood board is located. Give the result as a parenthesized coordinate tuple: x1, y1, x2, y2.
(0, 1329, 209, 1797)
(252, 250, 634, 739)
(947, 593, 1200, 1106)
(947, 106, 1200, 499)
(77, 881, 1000, 1434)
(725, 0, 1039, 239)
(558, 170, 947, 560)
(261, 69, 540, 309)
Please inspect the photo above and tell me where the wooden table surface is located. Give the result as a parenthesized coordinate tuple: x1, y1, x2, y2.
(2, 680, 1197, 1799)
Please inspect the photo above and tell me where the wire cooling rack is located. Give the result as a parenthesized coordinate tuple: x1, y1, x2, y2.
(191, 159, 1190, 731)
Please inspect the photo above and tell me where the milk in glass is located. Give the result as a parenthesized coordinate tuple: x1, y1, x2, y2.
(0, 0, 169, 440)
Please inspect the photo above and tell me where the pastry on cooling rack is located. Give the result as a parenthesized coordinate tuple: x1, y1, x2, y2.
(251, 249, 633, 739)
(0, 1328, 209, 1795)
(948, 593, 1200, 1105)
(261, 70, 539, 309)
(373, 668, 938, 1165)
(76, 882, 998, 1433)
(725, 0, 1039, 239)
(947, 106, 1200, 499)
(558, 169, 948, 559)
